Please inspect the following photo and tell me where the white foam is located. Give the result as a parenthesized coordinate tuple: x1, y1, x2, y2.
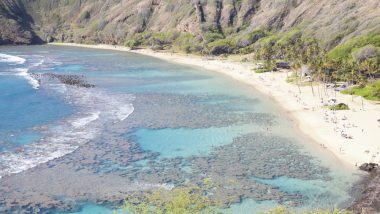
(0, 143, 77, 177)
(0, 81, 135, 179)
(116, 105, 135, 121)
(14, 68, 40, 89)
(47, 83, 67, 93)
(31, 59, 44, 67)
(0, 53, 44, 89)
(135, 182, 175, 190)
(0, 72, 14, 76)
(71, 111, 100, 128)
(0, 53, 26, 64)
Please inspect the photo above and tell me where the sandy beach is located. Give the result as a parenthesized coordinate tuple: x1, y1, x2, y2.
(50, 43, 380, 168)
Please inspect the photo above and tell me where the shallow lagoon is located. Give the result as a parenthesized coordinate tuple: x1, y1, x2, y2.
(0, 45, 362, 213)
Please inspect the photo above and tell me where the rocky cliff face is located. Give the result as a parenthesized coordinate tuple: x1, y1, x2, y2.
(0, 0, 379, 48)
(0, 0, 42, 44)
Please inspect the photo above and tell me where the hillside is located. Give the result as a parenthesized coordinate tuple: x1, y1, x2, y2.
(0, 0, 379, 50)
(0, 0, 42, 44)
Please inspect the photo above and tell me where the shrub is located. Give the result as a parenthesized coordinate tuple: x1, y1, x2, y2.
(174, 33, 198, 53)
(342, 80, 380, 100)
(79, 10, 90, 21)
(122, 186, 220, 214)
(352, 45, 380, 62)
(237, 30, 267, 48)
(239, 44, 256, 54)
(328, 34, 380, 61)
(329, 103, 349, 110)
(124, 39, 140, 49)
(207, 38, 237, 55)
(277, 29, 302, 46)
(255, 68, 271, 73)
(203, 32, 224, 43)
(148, 32, 178, 49)
(257, 33, 281, 46)
(262, 207, 353, 214)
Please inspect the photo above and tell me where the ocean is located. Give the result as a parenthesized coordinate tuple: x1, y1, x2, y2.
(0, 45, 361, 213)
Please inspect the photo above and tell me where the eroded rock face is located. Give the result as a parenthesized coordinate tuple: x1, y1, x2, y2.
(350, 168, 380, 213)
(0, 0, 42, 45)
(1, 0, 380, 46)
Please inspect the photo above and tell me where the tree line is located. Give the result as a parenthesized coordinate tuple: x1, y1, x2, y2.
(254, 35, 380, 99)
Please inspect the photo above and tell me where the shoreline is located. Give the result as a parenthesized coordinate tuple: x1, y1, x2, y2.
(49, 42, 380, 168)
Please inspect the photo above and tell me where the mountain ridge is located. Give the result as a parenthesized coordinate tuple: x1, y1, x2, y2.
(0, 0, 379, 51)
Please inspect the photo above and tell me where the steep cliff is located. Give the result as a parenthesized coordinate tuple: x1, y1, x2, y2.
(0, 0, 42, 44)
(0, 0, 379, 49)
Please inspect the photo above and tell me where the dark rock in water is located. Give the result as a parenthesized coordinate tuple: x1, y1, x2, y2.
(350, 169, 380, 213)
(359, 163, 378, 172)
(0, 92, 341, 213)
(32, 73, 95, 88)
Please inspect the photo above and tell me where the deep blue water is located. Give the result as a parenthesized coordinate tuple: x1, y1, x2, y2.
(0, 45, 361, 213)
(0, 53, 72, 151)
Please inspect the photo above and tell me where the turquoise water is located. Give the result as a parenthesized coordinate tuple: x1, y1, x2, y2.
(127, 124, 258, 159)
(0, 53, 72, 151)
(58, 204, 117, 214)
(0, 45, 362, 213)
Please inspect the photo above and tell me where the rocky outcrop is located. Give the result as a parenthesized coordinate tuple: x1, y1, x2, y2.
(31, 73, 95, 88)
(359, 163, 379, 172)
(0, 0, 42, 45)
(0, 0, 379, 48)
(351, 166, 380, 213)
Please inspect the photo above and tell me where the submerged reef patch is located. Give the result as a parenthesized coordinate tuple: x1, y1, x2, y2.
(0, 92, 336, 213)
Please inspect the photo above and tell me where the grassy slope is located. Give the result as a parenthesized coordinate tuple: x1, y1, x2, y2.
(342, 80, 380, 101)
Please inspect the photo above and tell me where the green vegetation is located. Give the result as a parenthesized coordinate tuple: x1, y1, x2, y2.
(342, 80, 380, 100)
(255, 68, 271, 73)
(122, 28, 380, 100)
(207, 37, 237, 55)
(122, 186, 355, 214)
(286, 72, 298, 83)
(173, 33, 199, 53)
(328, 34, 380, 61)
(147, 32, 181, 50)
(124, 31, 201, 53)
(122, 186, 220, 214)
(250, 30, 380, 99)
(237, 30, 267, 46)
(203, 32, 224, 43)
(262, 207, 352, 214)
(329, 103, 350, 111)
(79, 10, 90, 21)
(276, 29, 302, 46)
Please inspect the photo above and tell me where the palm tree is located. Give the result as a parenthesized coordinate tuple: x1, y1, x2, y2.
(261, 43, 275, 71)
(305, 39, 324, 97)
(361, 58, 377, 84)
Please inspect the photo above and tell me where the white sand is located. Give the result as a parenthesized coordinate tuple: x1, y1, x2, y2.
(50, 43, 380, 167)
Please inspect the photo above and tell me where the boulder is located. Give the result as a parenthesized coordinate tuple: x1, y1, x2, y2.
(359, 163, 378, 172)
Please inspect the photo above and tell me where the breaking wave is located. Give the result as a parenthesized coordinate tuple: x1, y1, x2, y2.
(14, 68, 40, 89)
(0, 53, 42, 89)
(0, 72, 135, 179)
(0, 53, 26, 64)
